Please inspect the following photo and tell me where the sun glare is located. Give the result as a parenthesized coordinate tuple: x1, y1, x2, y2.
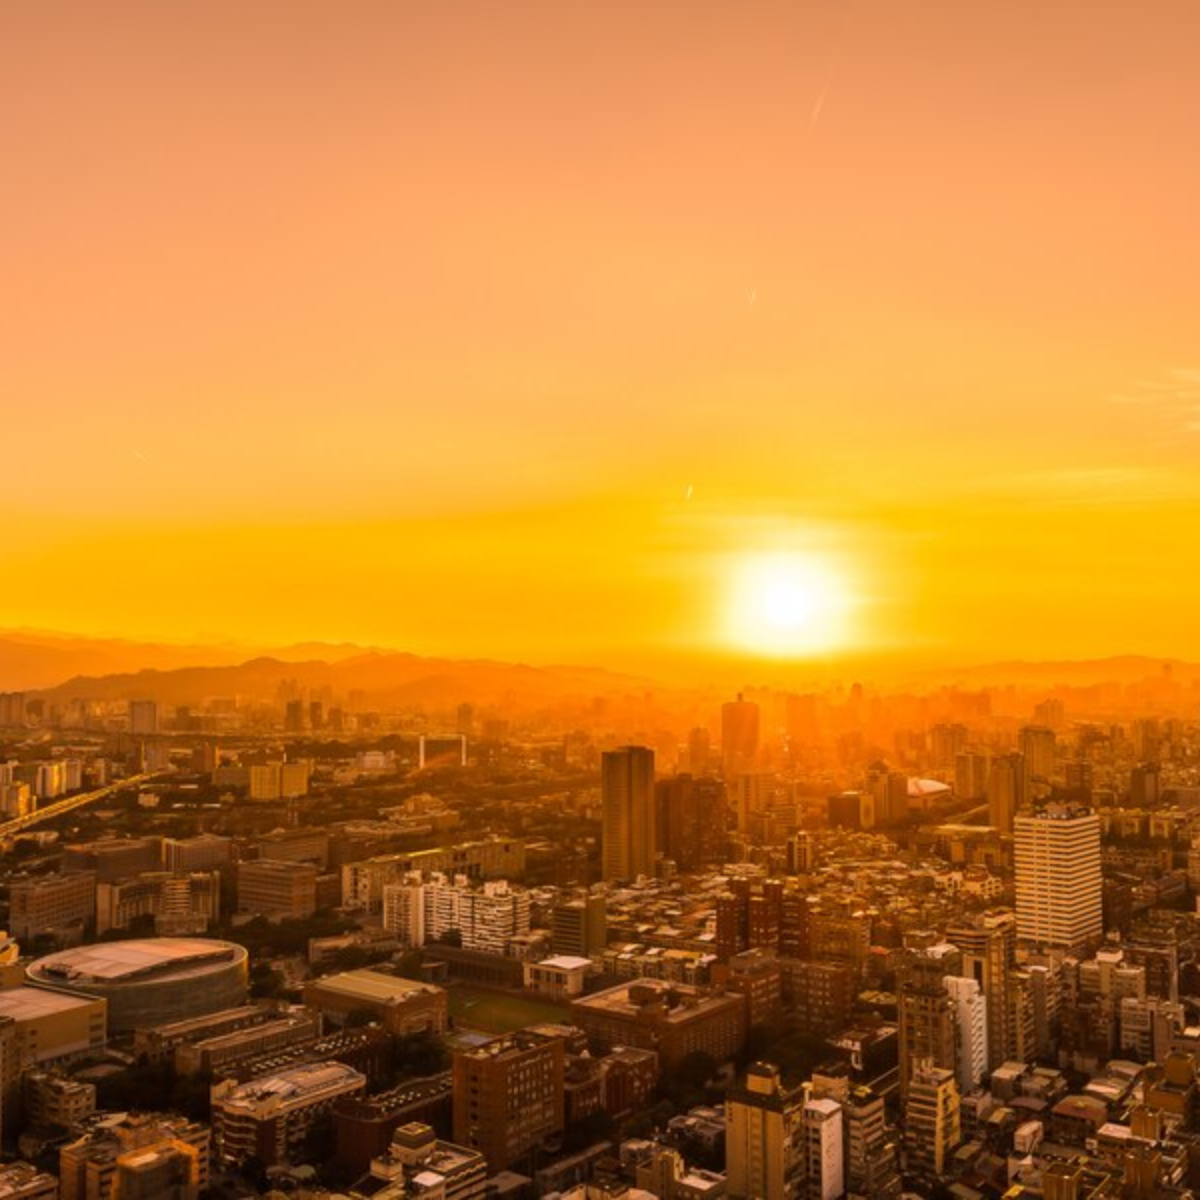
(725, 552, 854, 656)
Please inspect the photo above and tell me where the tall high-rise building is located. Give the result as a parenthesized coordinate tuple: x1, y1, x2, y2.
(284, 700, 306, 732)
(947, 909, 1016, 1070)
(897, 941, 960, 1095)
(601, 747, 655, 882)
(1014, 805, 1103, 952)
(725, 1063, 803, 1200)
(734, 772, 775, 836)
(903, 1065, 960, 1183)
(943, 976, 988, 1095)
(987, 753, 1025, 834)
(1018, 725, 1057, 786)
(687, 727, 712, 774)
(954, 752, 990, 802)
(722, 694, 760, 780)
(128, 700, 159, 736)
(802, 1097, 845, 1200)
(656, 775, 727, 869)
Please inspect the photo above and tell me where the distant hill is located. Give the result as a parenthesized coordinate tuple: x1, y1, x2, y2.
(0, 630, 376, 691)
(19, 646, 652, 711)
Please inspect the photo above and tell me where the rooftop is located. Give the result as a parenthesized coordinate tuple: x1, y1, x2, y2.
(307, 969, 440, 1004)
(220, 1060, 365, 1109)
(30, 938, 244, 985)
(0, 985, 103, 1021)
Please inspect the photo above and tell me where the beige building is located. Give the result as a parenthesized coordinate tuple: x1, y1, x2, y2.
(8, 873, 96, 942)
(236, 859, 318, 920)
(303, 969, 448, 1036)
(725, 1062, 802, 1200)
(1014, 805, 1103, 952)
(904, 1064, 961, 1183)
(59, 1113, 209, 1200)
(0, 988, 106, 1139)
(96, 872, 219, 935)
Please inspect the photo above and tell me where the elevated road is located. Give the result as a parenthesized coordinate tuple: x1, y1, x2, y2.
(0, 773, 157, 839)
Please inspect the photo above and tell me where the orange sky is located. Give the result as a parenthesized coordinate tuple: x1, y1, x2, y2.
(4, 1, 1200, 670)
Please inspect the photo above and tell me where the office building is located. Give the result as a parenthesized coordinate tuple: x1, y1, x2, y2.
(722, 694, 760, 780)
(128, 701, 158, 735)
(8, 872, 96, 941)
(236, 860, 318, 921)
(571, 979, 746, 1070)
(96, 871, 220, 935)
(947, 909, 1016, 1069)
(987, 753, 1025, 834)
(802, 1096, 845, 1200)
(1014, 805, 1103, 952)
(212, 1061, 366, 1167)
(944, 975, 988, 1094)
(897, 942, 960, 1095)
(601, 746, 655, 882)
(452, 1031, 565, 1172)
(0, 988, 107, 1140)
(903, 1065, 960, 1182)
(725, 1062, 802, 1200)
(552, 893, 608, 957)
(161, 834, 233, 872)
(1019, 725, 1057, 785)
(655, 775, 727, 869)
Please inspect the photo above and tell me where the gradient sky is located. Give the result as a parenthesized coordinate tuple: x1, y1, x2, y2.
(4, 1, 1200, 670)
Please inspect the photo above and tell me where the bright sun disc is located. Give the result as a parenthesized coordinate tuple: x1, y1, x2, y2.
(725, 552, 853, 656)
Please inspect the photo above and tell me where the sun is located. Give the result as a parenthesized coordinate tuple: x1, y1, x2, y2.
(725, 551, 854, 656)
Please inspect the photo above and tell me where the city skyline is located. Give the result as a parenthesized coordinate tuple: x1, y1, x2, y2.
(5, 1, 1200, 666)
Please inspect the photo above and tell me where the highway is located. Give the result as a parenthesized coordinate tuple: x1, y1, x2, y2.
(0, 773, 157, 839)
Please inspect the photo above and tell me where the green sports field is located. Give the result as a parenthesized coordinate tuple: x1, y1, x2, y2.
(448, 986, 571, 1033)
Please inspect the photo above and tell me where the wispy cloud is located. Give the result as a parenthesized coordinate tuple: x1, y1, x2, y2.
(1108, 367, 1200, 433)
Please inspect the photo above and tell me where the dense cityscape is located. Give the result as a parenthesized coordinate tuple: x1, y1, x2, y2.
(1, 657, 1200, 1197)
(8, 1, 1200, 1197)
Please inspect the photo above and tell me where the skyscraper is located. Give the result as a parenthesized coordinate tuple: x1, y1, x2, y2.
(1018, 725, 1057, 787)
(129, 700, 159, 736)
(722, 694, 760, 780)
(601, 746, 655, 882)
(897, 941, 960, 1095)
(1014, 804, 1103, 952)
(944, 975, 988, 1095)
(987, 753, 1025, 834)
(947, 909, 1016, 1069)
